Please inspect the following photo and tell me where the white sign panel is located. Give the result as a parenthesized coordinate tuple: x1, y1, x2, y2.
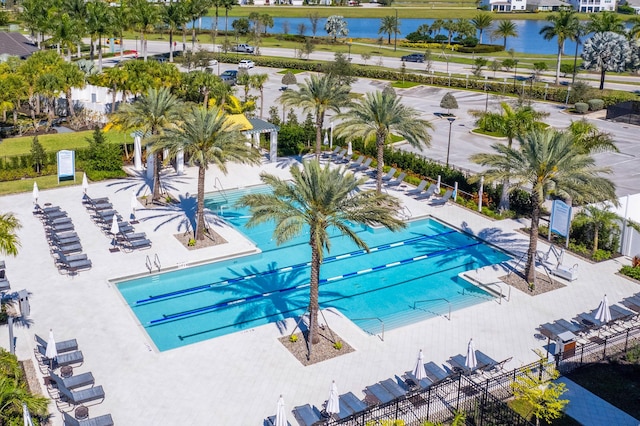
(550, 199, 572, 237)
(57, 150, 75, 183)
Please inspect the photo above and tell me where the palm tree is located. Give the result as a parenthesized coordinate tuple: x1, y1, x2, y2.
(61, 0, 88, 58)
(0, 213, 21, 256)
(280, 74, 351, 159)
(237, 160, 405, 357)
(49, 12, 80, 60)
(443, 19, 456, 44)
(20, 0, 49, 49)
(492, 20, 518, 49)
(250, 73, 269, 119)
(573, 205, 621, 258)
(567, 119, 618, 154)
(471, 13, 493, 44)
(129, 0, 161, 61)
(163, 1, 187, 63)
(336, 90, 433, 193)
(630, 16, 640, 40)
(155, 105, 261, 240)
(110, 88, 183, 201)
(186, 0, 213, 49)
(471, 129, 616, 286)
(587, 11, 625, 35)
(86, 0, 113, 71)
(539, 10, 579, 86)
(0, 350, 49, 425)
(58, 62, 85, 118)
(378, 15, 400, 45)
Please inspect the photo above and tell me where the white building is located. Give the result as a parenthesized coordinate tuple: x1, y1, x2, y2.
(526, 0, 572, 11)
(480, 0, 528, 12)
(567, 0, 616, 12)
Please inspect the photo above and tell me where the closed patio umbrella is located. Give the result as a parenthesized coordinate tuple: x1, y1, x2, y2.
(323, 131, 329, 146)
(347, 141, 353, 156)
(32, 182, 39, 205)
(413, 349, 427, 381)
(465, 338, 477, 370)
(130, 191, 138, 220)
(45, 329, 57, 370)
(110, 215, 119, 248)
(326, 380, 340, 416)
(23, 402, 33, 426)
(274, 395, 287, 426)
(595, 294, 612, 323)
(81, 173, 89, 194)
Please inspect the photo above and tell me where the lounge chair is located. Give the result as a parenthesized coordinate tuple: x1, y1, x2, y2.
(379, 168, 397, 181)
(54, 251, 89, 266)
(448, 354, 479, 375)
(36, 346, 84, 368)
(415, 184, 438, 200)
(0, 270, 9, 291)
(429, 190, 453, 206)
(116, 232, 147, 242)
(622, 295, 640, 313)
(405, 180, 428, 196)
(57, 383, 105, 406)
(379, 378, 406, 399)
(94, 210, 120, 224)
(52, 243, 84, 255)
(475, 350, 499, 373)
(353, 158, 372, 172)
(63, 412, 113, 426)
(120, 235, 152, 252)
(338, 153, 353, 164)
(35, 334, 78, 353)
(59, 257, 92, 274)
(403, 371, 434, 391)
(323, 146, 341, 159)
(49, 233, 81, 246)
(42, 210, 68, 222)
(332, 149, 347, 163)
(49, 370, 94, 390)
(83, 195, 110, 208)
(44, 217, 73, 227)
(385, 172, 407, 187)
(48, 222, 75, 233)
(291, 404, 322, 426)
(339, 392, 367, 414)
(364, 383, 395, 405)
(424, 361, 449, 383)
(348, 155, 365, 169)
(323, 396, 353, 421)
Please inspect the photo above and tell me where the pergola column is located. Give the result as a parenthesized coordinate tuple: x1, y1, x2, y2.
(133, 136, 142, 171)
(269, 131, 278, 163)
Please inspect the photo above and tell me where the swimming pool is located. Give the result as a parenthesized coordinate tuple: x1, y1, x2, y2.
(116, 186, 510, 351)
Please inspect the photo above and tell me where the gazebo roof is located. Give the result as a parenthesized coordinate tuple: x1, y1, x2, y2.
(244, 118, 280, 135)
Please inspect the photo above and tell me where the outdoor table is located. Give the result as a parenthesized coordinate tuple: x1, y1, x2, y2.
(60, 365, 73, 378)
(74, 405, 88, 420)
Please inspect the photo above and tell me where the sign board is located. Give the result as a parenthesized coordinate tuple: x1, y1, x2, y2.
(550, 199, 572, 238)
(57, 150, 75, 183)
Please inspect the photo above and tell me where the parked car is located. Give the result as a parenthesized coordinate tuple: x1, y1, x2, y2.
(219, 70, 238, 85)
(233, 44, 255, 54)
(401, 54, 425, 63)
(238, 59, 255, 69)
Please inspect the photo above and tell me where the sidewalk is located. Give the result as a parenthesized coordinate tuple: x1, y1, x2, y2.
(556, 377, 640, 426)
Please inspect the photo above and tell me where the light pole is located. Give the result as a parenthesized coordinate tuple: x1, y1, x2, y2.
(347, 38, 352, 61)
(135, 35, 138, 53)
(484, 76, 489, 112)
(513, 59, 519, 90)
(445, 117, 455, 168)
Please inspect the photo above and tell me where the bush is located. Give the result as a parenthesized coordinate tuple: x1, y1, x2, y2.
(592, 249, 612, 262)
(457, 44, 504, 53)
(568, 242, 590, 257)
(587, 99, 604, 111)
(509, 189, 534, 217)
(574, 102, 589, 114)
(620, 265, 640, 281)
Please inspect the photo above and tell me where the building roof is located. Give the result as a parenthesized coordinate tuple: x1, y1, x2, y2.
(245, 118, 280, 135)
(0, 32, 38, 59)
(528, 0, 568, 5)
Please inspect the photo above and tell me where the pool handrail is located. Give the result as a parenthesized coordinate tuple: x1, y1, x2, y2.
(413, 298, 451, 321)
(350, 317, 384, 341)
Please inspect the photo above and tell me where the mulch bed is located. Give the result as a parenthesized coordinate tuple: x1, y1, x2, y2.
(500, 271, 565, 296)
(279, 328, 354, 366)
(174, 229, 227, 250)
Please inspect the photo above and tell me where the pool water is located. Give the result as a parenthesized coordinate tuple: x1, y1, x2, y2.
(116, 186, 510, 351)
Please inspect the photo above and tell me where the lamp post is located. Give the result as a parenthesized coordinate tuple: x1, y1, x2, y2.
(135, 35, 138, 53)
(347, 38, 352, 61)
(484, 76, 489, 112)
(445, 117, 455, 168)
(513, 59, 519, 90)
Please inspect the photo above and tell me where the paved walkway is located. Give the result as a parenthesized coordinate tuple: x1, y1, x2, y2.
(556, 377, 640, 426)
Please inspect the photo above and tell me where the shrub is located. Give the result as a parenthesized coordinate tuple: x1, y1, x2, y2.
(457, 44, 504, 53)
(289, 334, 298, 343)
(509, 189, 534, 217)
(333, 341, 343, 350)
(620, 265, 640, 281)
(188, 238, 196, 247)
(592, 249, 612, 262)
(574, 102, 589, 114)
(587, 99, 604, 111)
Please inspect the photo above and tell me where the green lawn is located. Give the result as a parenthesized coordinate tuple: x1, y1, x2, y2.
(0, 172, 84, 196)
(0, 130, 132, 157)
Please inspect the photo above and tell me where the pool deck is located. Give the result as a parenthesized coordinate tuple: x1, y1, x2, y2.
(1, 157, 637, 425)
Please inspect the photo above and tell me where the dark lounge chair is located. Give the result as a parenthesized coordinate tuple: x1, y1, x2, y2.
(339, 392, 367, 414)
(35, 334, 78, 353)
(415, 184, 438, 200)
(429, 190, 453, 207)
(58, 257, 92, 274)
(424, 361, 449, 383)
(364, 383, 395, 405)
(120, 235, 152, 252)
(63, 411, 114, 426)
(57, 383, 105, 406)
(379, 168, 397, 181)
(348, 155, 365, 169)
(291, 404, 322, 426)
(49, 370, 94, 390)
(385, 172, 407, 188)
(405, 180, 428, 195)
(36, 346, 84, 368)
(353, 158, 373, 172)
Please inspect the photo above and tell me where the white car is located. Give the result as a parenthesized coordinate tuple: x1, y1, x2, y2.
(238, 59, 255, 69)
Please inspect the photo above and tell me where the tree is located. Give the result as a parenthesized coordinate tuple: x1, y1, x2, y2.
(336, 90, 433, 193)
(360, 52, 372, 65)
(156, 105, 260, 240)
(574, 205, 621, 257)
(440, 92, 458, 114)
(471, 13, 493, 44)
(163, 0, 188, 63)
(62, 0, 89, 59)
(379, 15, 400, 45)
(492, 20, 518, 48)
(308, 12, 320, 38)
(325, 15, 349, 42)
(581, 31, 635, 90)
(129, 0, 161, 61)
(185, 0, 213, 49)
(490, 59, 501, 77)
(443, 19, 456, 44)
(237, 160, 405, 357)
(86, 126, 122, 173)
(281, 72, 297, 89)
(98, 65, 128, 113)
(587, 10, 625, 35)
(30, 136, 46, 174)
(20, 0, 49, 48)
(511, 354, 568, 426)
(472, 57, 488, 77)
(0, 214, 21, 256)
(110, 87, 183, 201)
(250, 73, 269, 119)
(471, 129, 616, 285)
(532, 62, 548, 81)
(280, 74, 351, 159)
(0, 349, 49, 425)
(567, 119, 618, 154)
(86, 0, 113, 71)
(323, 52, 356, 87)
(58, 61, 85, 118)
(48, 12, 81, 60)
(539, 10, 579, 85)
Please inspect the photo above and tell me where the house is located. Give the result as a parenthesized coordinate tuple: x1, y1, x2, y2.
(526, 0, 572, 11)
(480, 0, 528, 12)
(0, 32, 39, 61)
(566, 0, 616, 12)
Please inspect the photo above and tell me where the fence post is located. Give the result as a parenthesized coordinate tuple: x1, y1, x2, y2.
(603, 336, 608, 360)
(625, 328, 630, 353)
(426, 386, 431, 421)
(580, 344, 584, 365)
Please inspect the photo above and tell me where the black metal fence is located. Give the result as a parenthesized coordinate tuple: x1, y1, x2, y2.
(606, 100, 640, 125)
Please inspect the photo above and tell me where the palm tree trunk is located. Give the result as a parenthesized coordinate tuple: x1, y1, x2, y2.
(376, 140, 384, 194)
(169, 30, 174, 63)
(503, 37, 507, 49)
(525, 193, 541, 286)
(66, 88, 75, 117)
(308, 229, 321, 354)
(153, 151, 162, 201)
(555, 46, 562, 86)
(112, 86, 118, 113)
(196, 165, 206, 240)
(592, 227, 599, 258)
(98, 37, 103, 72)
(77, 43, 81, 59)
(599, 69, 606, 90)
(479, 30, 483, 45)
(499, 179, 510, 211)
(315, 113, 323, 159)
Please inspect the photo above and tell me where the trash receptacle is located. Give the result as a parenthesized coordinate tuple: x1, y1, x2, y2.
(555, 330, 576, 359)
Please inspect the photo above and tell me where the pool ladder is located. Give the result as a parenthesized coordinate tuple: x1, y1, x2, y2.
(145, 254, 161, 273)
(351, 317, 385, 341)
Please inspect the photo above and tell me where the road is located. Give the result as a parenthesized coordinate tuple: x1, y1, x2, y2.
(100, 39, 639, 198)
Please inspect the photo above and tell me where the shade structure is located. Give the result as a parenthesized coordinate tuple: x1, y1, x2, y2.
(326, 380, 340, 415)
(45, 329, 57, 370)
(274, 395, 287, 426)
(413, 349, 427, 381)
(465, 339, 477, 370)
(347, 141, 353, 156)
(32, 182, 39, 204)
(81, 172, 89, 194)
(323, 131, 329, 146)
(595, 294, 612, 323)
(23, 403, 34, 426)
